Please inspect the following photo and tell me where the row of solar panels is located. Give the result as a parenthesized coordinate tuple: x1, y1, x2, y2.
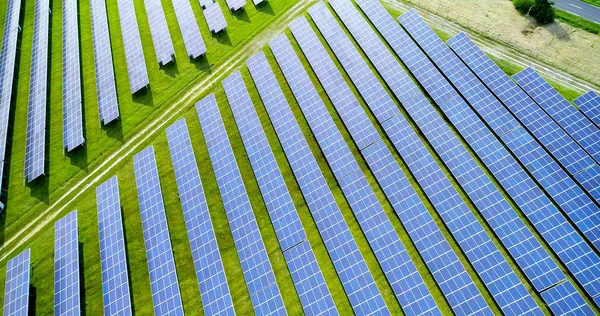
(3, 0, 600, 314)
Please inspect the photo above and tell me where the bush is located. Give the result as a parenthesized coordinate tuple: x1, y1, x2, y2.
(513, 0, 555, 24)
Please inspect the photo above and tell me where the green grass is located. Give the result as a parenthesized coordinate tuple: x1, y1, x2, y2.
(581, 0, 600, 8)
(555, 8, 600, 34)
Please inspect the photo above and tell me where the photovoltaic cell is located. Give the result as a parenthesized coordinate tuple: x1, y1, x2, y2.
(195, 94, 286, 315)
(224, 70, 337, 315)
(116, 0, 149, 93)
(513, 68, 600, 163)
(96, 177, 132, 316)
(165, 119, 235, 316)
(574, 91, 600, 129)
(62, 0, 84, 151)
(204, 2, 227, 34)
(3, 249, 30, 316)
(133, 146, 183, 316)
(311, 3, 541, 314)
(143, 0, 175, 65)
(399, 9, 600, 299)
(171, 0, 206, 59)
(54, 210, 80, 316)
(224, 0, 245, 12)
(541, 282, 594, 315)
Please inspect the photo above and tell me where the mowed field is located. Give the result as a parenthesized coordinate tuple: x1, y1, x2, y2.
(0, 0, 593, 314)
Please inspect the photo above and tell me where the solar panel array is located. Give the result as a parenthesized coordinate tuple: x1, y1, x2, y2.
(224, 0, 245, 12)
(204, 2, 228, 34)
(54, 210, 80, 315)
(24, 0, 49, 182)
(199, 0, 213, 9)
(541, 281, 595, 315)
(195, 94, 286, 315)
(398, 8, 600, 301)
(3, 249, 31, 316)
(143, 0, 175, 65)
(225, 69, 337, 315)
(171, 0, 206, 59)
(513, 68, 600, 163)
(165, 119, 235, 316)
(133, 146, 184, 316)
(96, 177, 132, 316)
(116, 0, 149, 93)
(309, 3, 542, 314)
(574, 91, 600, 128)
(90, 0, 119, 125)
(62, 0, 84, 152)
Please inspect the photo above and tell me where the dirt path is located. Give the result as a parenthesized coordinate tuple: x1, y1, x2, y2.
(0, 0, 317, 263)
(383, 0, 600, 91)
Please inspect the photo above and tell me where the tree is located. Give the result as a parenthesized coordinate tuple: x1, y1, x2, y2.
(513, 0, 555, 24)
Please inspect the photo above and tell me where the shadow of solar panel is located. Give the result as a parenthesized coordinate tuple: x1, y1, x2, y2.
(133, 147, 183, 316)
(204, 2, 227, 34)
(195, 94, 286, 315)
(165, 119, 235, 316)
(574, 91, 600, 129)
(62, 0, 84, 152)
(143, 0, 175, 65)
(54, 210, 80, 316)
(96, 177, 132, 316)
(224, 0, 245, 11)
(399, 9, 600, 299)
(25, 0, 49, 182)
(90, 0, 119, 125)
(3, 249, 31, 316)
(116, 0, 149, 93)
(541, 282, 595, 315)
(171, 0, 206, 59)
(513, 68, 600, 163)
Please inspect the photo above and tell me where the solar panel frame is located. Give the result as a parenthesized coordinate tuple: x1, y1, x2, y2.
(171, 0, 206, 59)
(195, 94, 286, 315)
(573, 91, 600, 129)
(115, 0, 149, 93)
(133, 146, 184, 316)
(96, 177, 132, 316)
(143, 0, 175, 65)
(54, 210, 80, 316)
(541, 282, 595, 315)
(3, 249, 31, 316)
(62, 0, 84, 151)
(204, 2, 227, 34)
(165, 119, 235, 316)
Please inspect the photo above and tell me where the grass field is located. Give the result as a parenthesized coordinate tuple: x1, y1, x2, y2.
(555, 8, 600, 35)
(0, 0, 594, 314)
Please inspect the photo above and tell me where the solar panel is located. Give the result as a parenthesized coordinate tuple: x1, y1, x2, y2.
(398, 9, 600, 299)
(143, 0, 175, 65)
(96, 177, 132, 316)
(252, 0, 266, 5)
(444, 33, 600, 211)
(25, 0, 49, 182)
(513, 68, 600, 163)
(224, 0, 245, 11)
(573, 91, 600, 129)
(541, 282, 595, 315)
(54, 210, 80, 315)
(195, 94, 286, 315)
(171, 0, 206, 59)
(265, 34, 388, 316)
(224, 70, 337, 315)
(204, 2, 227, 34)
(3, 249, 31, 316)
(199, 0, 213, 9)
(133, 146, 184, 316)
(115, 0, 149, 93)
(310, 3, 541, 314)
(165, 119, 235, 315)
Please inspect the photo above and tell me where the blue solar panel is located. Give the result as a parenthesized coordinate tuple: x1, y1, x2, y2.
(54, 210, 80, 316)
(574, 91, 600, 129)
(266, 35, 390, 315)
(398, 9, 600, 299)
(143, 0, 174, 65)
(541, 282, 595, 315)
(195, 94, 286, 315)
(171, 0, 206, 59)
(62, 0, 84, 151)
(25, 0, 49, 182)
(133, 147, 183, 316)
(310, 3, 541, 314)
(96, 177, 132, 316)
(224, 0, 245, 11)
(204, 2, 227, 34)
(224, 69, 337, 315)
(3, 249, 31, 316)
(513, 68, 600, 163)
(90, 0, 119, 125)
(165, 119, 235, 316)
(115, 0, 149, 93)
